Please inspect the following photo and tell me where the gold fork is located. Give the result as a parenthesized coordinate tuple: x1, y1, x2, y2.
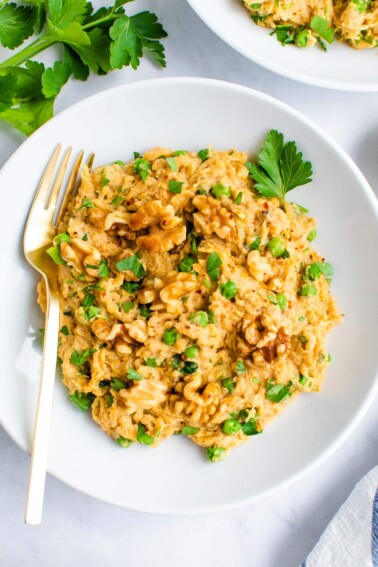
(23, 145, 94, 525)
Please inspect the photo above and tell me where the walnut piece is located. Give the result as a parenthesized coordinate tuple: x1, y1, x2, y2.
(192, 195, 237, 241)
(129, 200, 186, 252)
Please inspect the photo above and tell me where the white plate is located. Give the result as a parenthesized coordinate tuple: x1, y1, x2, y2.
(187, 0, 378, 91)
(1, 78, 377, 514)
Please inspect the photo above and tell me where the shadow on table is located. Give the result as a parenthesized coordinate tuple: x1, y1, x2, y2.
(354, 125, 378, 195)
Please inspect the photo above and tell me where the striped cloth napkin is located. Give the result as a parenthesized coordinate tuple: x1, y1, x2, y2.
(301, 465, 378, 567)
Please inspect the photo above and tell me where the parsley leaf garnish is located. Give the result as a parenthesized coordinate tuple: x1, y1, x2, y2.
(246, 130, 313, 206)
(0, 3, 35, 49)
(0, 2, 167, 136)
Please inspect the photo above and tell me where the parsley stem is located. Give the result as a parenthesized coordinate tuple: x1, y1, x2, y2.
(82, 14, 119, 30)
(0, 36, 55, 68)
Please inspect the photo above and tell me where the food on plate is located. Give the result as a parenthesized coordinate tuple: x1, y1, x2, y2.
(242, 0, 378, 50)
(37, 130, 342, 461)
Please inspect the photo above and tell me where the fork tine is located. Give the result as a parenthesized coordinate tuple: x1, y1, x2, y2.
(54, 150, 84, 228)
(46, 147, 72, 211)
(30, 145, 62, 211)
(86, 153, 95, 171)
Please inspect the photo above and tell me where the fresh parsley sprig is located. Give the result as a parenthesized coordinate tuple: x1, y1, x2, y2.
(0, 0, 167, 135)
(246, 130, 313, 206)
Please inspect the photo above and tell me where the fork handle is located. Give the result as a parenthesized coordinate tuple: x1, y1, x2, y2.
(25, 290, 60, 525)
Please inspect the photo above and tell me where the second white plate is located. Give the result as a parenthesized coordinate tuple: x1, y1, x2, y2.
(187, 0, 378, 91)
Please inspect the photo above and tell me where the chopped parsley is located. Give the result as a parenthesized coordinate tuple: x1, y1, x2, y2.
(70, 349, 96, 366)
(221, 378, 235, 393)
(110, 378, 127, 390)
(116, 254, 146, 278)
(299, 375, 308, 385)
(69, 391, 95, 411)
(220, 281, 238, 300)
(137, 423, 154, 445)
(250, 236, 261, 250)
(145, 358, 158, 367)
(112, 193, 123, 206)
(78, 198, 95, 210)
(211, 184, 232, 199)
(178, 255, 196, 273)
(82, 293, 96, 308)
(242, 418, 261, 436)
(98, 260, 110, 279)
(46, 245, 65, 265)
(206, 252, 222, 281)
(198, 149, 210, 161)
(168, 180, 183, 194)
(266, 381, 292, 402)
(181, 361, 198, 374)
(127, 368, 143, 381)
(133, 159, 150, 181)
(122, 301, 135, 313)
(122, 281, 140, 293)
(310, 16, 335, 44)
(351, 0, 371, 12)
(235, 360, 246, 374)
(166, 157, 178, 171)
(138, 304, 152, 319)
(181, 426, 199, 435)
(234, 192, 243, 205)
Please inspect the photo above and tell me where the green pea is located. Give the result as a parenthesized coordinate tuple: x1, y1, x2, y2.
(299, 283, 317, 296)
(163, 328, 179, 346)
(185, 345, 199, 359)
(207, 447, 226, 462)
(267, 237, 286, 257)
(222, 419, 242, 435)
(221, 378, 235, 393)
(116, 436, 133, 448)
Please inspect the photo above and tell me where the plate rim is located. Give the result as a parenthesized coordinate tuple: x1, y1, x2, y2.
(186, 0, 378, 92)
(1, 77, 378, 514)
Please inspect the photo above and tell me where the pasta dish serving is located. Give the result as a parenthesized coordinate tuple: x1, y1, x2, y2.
(37, 131, 342, 462)
(243, 0, 378, 50)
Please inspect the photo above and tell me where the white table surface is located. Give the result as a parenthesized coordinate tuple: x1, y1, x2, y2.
(1, 1, 377, 566)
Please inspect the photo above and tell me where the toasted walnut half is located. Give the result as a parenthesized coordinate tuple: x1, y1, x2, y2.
(129, 200, 186, 253)
(129, 200, 181, 231)
(192, 195, 237, 241)
(160, 272, 197, 314)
